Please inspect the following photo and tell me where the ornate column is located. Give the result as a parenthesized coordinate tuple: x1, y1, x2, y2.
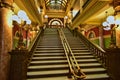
(0, 0, 13, 80)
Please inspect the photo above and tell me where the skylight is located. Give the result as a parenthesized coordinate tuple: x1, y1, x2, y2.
(44, 0, 69, 11)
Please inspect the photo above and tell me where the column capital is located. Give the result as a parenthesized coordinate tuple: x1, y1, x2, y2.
(0, 2, 13, 10)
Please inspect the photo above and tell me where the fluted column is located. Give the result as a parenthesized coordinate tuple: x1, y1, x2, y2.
(0, 0, 13, 80)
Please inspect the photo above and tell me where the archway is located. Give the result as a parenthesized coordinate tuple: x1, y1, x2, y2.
(48, 18, 63, 28)
(87, 31, 96, 39)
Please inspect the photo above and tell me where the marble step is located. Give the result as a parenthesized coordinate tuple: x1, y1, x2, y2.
(74, 52, 92, 55)
(33, 53, 64, 56)
(75, 55, 95, 59)
(32, 56, 67, 60)
(71, 48, 88, 50)
(81, 68, 107, 74)
(77, 59, 98, 63)
(38, 43, 62, 46)
(34, 50, 64, 53)
(79, 63, 102, 68)
(85, 73, 109, 80)
(28, 63, 102, 70)
(28, 64, 68, 70)
(27, 76, 69, 80)
(72, 50, 90, 52)
(30, 60, 68, 65)
(36, 46, 63, 48)
(27, 70, 68, 78)
(35, 47, 63, 50)
(33, 51, 64, 55)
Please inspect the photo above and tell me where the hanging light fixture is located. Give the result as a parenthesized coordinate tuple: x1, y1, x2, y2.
(102, 12, 120, 30)
(102, 10, 120, 48)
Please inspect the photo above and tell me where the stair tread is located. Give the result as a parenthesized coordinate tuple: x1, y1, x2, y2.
(85, 73, 109, 79)
(74, 52, 91, 54)
(32, 56, 65, 59)
(33, 53, 64, 55)
(82, 68, 106, 72)
(28, 64, 68, 69)
(79, 63, 102, 66)
(28, 63, 102, 69)
(30, 60, 67, 63)
(27, 70, 68, 76)
(27, 76, 69, 80)
(34, 50, 64, 53)
(37, 45, 62, 48)
(77, 59, 97, 62)
(72, 50, 89, 51)
(36, 47, 63, 49)
(75, 55, 95, 58)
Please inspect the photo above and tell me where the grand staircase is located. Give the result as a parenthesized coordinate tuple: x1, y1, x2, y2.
(62, 28, 110, 80)
(27, 28, 110, 80)
(27, 28, 69, 80)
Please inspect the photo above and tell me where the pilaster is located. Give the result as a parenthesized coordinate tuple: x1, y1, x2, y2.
(99, 25, 105, 49)
(0, 0, 13, 80)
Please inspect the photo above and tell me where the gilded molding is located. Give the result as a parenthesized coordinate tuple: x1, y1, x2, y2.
(0, 2, 13, 10)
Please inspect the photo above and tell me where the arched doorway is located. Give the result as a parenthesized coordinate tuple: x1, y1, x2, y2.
(48, 18, 64, 28)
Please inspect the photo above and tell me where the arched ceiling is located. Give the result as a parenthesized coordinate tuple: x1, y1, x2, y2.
(13, 0, 74, 25)
(44, 0, 69, 11)
(13, 0, 115, 28)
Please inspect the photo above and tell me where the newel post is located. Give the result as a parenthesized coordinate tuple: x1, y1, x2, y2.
(9, 50, 29, 80)
(105, 48, 120, 80)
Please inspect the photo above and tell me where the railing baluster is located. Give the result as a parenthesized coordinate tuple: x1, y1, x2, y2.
(79, 32, 106, 65)
(67, 26, 107, 68)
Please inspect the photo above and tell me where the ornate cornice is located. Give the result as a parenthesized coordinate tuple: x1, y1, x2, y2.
(0, 2, 13, 10)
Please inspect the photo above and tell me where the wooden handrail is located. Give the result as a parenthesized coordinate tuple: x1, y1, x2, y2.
(28, 29, 43, 51)
(77, 31, 107, 66)
(58, 28, 86, 79)
(27, 28, 44, 66)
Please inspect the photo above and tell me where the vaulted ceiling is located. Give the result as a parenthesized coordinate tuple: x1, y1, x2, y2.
(13, 0, 115, 28)
(13, 0, 75, 26)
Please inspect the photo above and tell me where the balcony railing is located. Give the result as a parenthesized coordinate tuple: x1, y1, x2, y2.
(72, 0, 91, 22)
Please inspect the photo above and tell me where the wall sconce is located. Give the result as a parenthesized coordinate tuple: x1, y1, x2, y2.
(64, 16, 68, 19)
(12, 10, 31, 49)
(64, 16, 68, 26)
(44, 15, 48, 28)
(44, 15, 48, 19)
(102, 14, 120, 48)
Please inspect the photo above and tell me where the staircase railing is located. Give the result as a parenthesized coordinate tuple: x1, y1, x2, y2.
(58, 28, 86, 80)
(9, 28, 44, 80)
(66, 25, 107, 67)
(27, 28, 44, 66)
(77, 31, 107, 67)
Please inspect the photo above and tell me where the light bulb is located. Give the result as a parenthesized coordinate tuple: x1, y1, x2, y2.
(102, 22, 108, 26)
(115, 19, 120, 25)
(106, 16, 115, 24)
